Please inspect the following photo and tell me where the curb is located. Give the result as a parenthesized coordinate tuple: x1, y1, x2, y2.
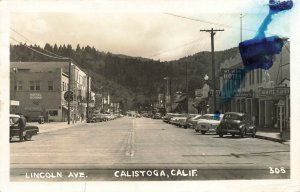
(255, 134, 287, 143)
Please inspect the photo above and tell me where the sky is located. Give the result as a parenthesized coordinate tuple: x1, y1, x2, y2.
(1, 1, 300, 192)
(8, 0, 296, 61)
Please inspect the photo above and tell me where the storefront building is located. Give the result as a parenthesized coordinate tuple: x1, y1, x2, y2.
(217, 42, 290, 131)
(10, 62, 90, 122)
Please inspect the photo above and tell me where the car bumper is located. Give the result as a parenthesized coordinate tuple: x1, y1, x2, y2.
(219, 129, 241, 134)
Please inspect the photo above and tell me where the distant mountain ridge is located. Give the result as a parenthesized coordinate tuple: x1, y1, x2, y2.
(10, 43, 239, 110)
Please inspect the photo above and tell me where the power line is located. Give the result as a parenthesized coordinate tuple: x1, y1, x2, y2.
(10, 37, 69, 60)
(10, 28, 67, 59)
(164, 13, 277, 35)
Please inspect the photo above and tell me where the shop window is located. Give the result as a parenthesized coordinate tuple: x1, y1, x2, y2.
(48, 110, 58, 116)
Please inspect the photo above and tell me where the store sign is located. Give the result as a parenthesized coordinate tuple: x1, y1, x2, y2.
(10, 100, 19, 106)
(259, 87, 290, 97)
(209, 90, 252, 98)
(221, 68, 244, 80)
(234, 91, 253, 98)
(30, 93, 42, 99)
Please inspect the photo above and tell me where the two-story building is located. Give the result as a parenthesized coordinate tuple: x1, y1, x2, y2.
(218, 41, 290, 131)
(10, 61, 90, 122)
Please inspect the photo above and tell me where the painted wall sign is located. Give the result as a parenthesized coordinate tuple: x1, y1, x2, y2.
(30, 93, 42, 99)
(259, 87, 290, 96)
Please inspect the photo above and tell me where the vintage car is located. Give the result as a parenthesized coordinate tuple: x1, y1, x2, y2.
(194, 114, 223, 134)
(187, 114, 203, 129)
(179, 114, 198, 129)
(177, 115, 189, 128)
(169, 114, 186, 126)
(10, 114, 39, 141)
(153, 113, 163, 119)
(162, 113, 174, 123)
(216, 112, 256, 138)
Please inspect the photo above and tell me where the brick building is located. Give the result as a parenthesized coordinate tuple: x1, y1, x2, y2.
(10, 62, 91, 122)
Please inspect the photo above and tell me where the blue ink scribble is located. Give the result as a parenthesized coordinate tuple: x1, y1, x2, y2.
(213, 110, 221, 120)
(269, 0, 293, 12)
(239, 36, 284, 70)
(218, 0, 292, 107)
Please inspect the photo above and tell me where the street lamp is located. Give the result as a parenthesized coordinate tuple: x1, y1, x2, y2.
(204, 74, 209, 81)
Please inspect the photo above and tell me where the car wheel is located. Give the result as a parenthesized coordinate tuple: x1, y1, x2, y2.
(24, 134, 32, 141)
(251, 129, 256, 138)
(195, 130, 199, 132)
(201, 130, 206, 135)
(219, 133, 223, 138)
(231, 133, 235, 137)
(184, 125, 187, 129)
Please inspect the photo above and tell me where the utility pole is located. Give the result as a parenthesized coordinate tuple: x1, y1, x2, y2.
(68, 58, 72, 124)
(200, 28, 224, 113)
(86, 74, 90, 122)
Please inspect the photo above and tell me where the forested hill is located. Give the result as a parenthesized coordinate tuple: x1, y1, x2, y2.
(10, 43, 239, 110)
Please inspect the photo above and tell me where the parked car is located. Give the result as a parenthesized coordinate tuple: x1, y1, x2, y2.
(10, 114, 39, 141)
(86, 116, 96, 123)
(194, 114, 223, 134)
(170, 114, 186, 126)
(153, 113, 163, 119)
(177, 114, 191, 128)
(162, 113, 174, 123)
(216, 112, 256, 138)
(186, 114, 202, 129)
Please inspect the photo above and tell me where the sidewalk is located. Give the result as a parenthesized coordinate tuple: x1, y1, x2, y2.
(256, 128, 290, 143)
(28, 121, 87, 133)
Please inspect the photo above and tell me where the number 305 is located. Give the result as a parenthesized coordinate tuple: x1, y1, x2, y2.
(269, 167, 286, 174)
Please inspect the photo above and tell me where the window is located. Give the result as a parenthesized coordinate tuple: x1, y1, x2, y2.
(251, 70, 255, 85)
(48, 81, 53, 91)
(48, 110, 58, 116)
(30, 81, 34, 90)
(17, 81, 22, 91)
(30, 81, 40, 91)
(249, 72, 252, 85)
(36, 81, 40, 90)
(259, 69, 262, 83)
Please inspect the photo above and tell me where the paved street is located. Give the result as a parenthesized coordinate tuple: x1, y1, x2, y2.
(10, 116, 290, 181)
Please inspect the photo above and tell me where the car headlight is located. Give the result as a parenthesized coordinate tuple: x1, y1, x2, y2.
(239, 125, 244, 129)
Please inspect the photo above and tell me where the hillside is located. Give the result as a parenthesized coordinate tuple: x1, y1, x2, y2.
(10, 43, 239, 110)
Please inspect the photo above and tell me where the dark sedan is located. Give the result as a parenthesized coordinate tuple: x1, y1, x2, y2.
(10, 114, 39, 141)
(216, 112, 256, 138)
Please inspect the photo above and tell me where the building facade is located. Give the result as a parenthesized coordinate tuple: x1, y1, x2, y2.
(10, 62, 90, 122)
(217, 42, 290, 131)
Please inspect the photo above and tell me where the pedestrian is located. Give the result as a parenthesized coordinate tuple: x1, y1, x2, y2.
(15, 114, 26, 141)
(252, 115, 256, 126)
(81, 113, 84, 122)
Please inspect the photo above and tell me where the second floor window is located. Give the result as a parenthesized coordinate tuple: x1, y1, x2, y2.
(17, 81, 22, 91)
(30, 81, 40, 91)
(48, 81, 53, 91)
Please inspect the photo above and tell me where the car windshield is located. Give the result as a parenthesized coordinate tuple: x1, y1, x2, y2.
(10, 117, 19, 124)
(223, 114, 243, 121)
(202, 115, 221, 121)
